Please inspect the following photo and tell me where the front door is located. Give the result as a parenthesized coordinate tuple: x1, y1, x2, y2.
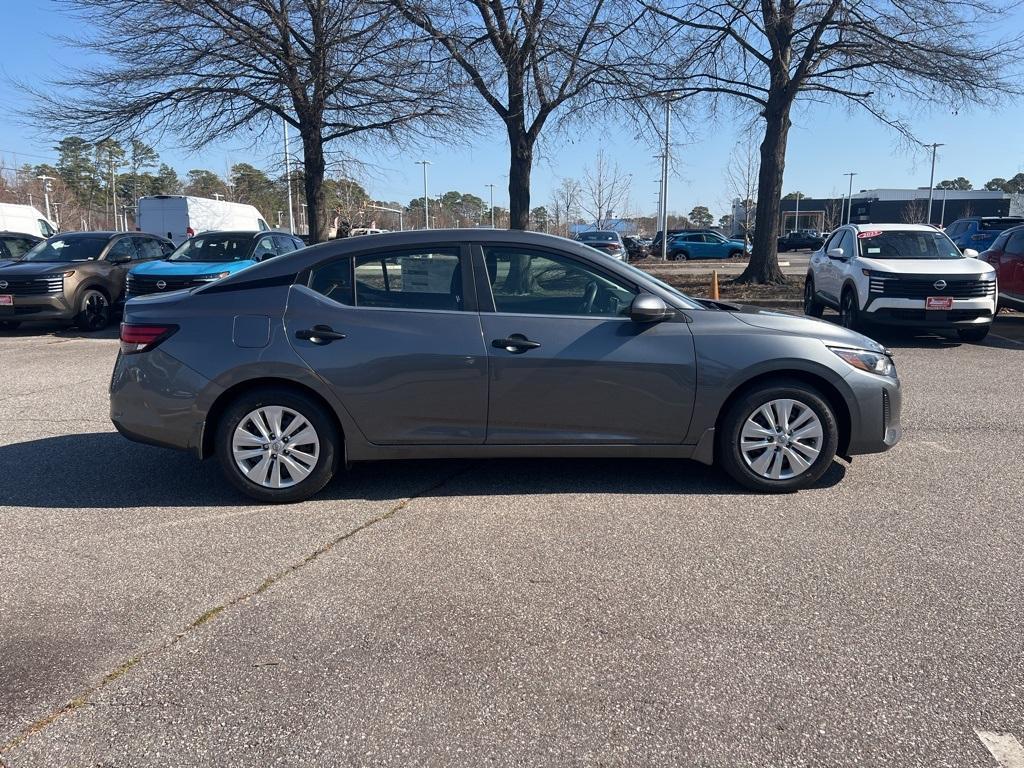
(286, 244, 489, 445)
(999, 228, 1024, 304)
(478, 244, 696, 444)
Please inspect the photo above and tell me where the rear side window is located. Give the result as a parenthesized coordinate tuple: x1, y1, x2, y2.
(308, 258, 354, 305)
(354, 249, 464, 311)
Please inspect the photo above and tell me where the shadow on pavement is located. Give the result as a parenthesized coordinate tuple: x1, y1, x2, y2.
(0, 321, 120, 341)
(0, 432, 846, 509)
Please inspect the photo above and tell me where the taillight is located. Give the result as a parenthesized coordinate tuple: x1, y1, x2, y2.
(119, 323, 178, 355)
(186, 226, 195, 238)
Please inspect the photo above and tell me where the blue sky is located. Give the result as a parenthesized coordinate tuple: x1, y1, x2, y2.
(2, 1, 1022, 222)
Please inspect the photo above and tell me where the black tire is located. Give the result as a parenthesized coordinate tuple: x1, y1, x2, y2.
(676, 250, 689, 261)
(839, 287, 861, 332)
(717, 380, 840, 493)
(74, 288, 111, 331)
(957, 325, 991, 343)
(803, 276, 825, 318)
(729, 250, 744, 259)
(0, 321, 21, 331)
(215, 387, 340, 503)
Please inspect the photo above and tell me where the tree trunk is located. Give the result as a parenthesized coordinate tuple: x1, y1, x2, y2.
(507, 125, 533, 231)
(736, 100, 792, 285)
(301, 129, 327, 243)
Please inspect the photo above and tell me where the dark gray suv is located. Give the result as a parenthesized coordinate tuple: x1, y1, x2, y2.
(110, 230, 901, 502)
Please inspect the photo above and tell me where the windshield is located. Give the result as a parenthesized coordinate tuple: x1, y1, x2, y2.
(20, 234, 108, 262)
(858, 230, 962, 260)
(577, 232, 617, 242)
(169, 234, 254, 262)
(614, 259, 703, 309)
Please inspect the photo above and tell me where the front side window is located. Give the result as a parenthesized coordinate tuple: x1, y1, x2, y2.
(38, 219, 56, 237)
(484, 247, 636, 318)
(21, 234, 108, 262)
(308, 258, 354, 305)
(1004, 229, 1024, 255)
(134, 238, 165, 260)
(355, 248, 464, 311)
(273, 234, 298, 255)
(253, 236, 278, 260)
(106, 238, 138, 262)
(857, 230, 962, 260)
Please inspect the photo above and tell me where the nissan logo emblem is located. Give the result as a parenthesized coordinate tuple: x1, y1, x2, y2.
(0, 281, 7, 290)
(156, 280, 167, 290)
(933, 280, 947, 291)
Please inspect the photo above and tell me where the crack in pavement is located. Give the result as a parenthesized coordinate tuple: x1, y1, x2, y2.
(0, 464, 469, 756)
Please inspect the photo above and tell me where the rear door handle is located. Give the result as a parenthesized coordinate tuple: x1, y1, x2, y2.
(296, 324, 346, 345)
(492, 334, 541, 353)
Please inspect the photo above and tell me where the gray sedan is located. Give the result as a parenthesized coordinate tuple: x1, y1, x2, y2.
(110, 230, 901, 502)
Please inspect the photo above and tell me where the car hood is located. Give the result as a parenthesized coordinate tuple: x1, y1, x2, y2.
(130, 259, 254, 276)
(0, 260, 79, 277)
(726, 304, 886, 353)
(857, 256, 995, 276)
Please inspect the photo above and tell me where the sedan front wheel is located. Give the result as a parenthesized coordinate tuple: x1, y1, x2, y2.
(718, 381, 839, 492)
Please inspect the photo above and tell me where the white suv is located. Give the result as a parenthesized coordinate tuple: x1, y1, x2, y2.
(804, 223, 997, 343)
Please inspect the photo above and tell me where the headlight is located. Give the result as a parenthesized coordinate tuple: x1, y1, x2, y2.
(196, 271, 231, 282)
(46, 270, 75, 278)
(980, 271, 997, 281)
(829, 346, 896, 377)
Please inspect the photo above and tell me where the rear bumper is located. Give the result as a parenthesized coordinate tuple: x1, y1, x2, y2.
(109, 348, 219, 454)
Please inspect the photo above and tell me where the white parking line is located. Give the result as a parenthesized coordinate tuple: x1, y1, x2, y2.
(976, 731, 1024, 767)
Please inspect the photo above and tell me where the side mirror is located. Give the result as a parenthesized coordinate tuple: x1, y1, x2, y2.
(630, 294, 669, 322)
(963, 248, 980, 258)
(827, 247, 846, 260)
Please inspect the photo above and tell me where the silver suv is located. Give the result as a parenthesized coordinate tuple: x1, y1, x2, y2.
(111, 230, 901, 502)
(804, 224, 997, 342)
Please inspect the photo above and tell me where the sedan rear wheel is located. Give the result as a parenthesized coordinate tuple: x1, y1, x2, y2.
(718, 381, 839, 492)
(216, 387, 339, 503)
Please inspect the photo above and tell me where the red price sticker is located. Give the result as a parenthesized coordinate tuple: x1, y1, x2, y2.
(857, 230, 883, 239)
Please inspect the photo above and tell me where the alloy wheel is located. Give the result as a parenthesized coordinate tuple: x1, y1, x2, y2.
(81, 290, 110, 330)
(232, 405, 321, 489)
(803, 280, 815, 313)
(739, 398, 823, 481)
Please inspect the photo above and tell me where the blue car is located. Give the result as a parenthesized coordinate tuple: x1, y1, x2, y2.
(127, 230, 305, 297)
(667, 231, 751, 260)
(944, 216, 1024, 254)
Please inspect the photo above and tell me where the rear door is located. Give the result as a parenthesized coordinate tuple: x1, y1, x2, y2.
(286, 243, 489, 445)
(477, 243, 696, 444)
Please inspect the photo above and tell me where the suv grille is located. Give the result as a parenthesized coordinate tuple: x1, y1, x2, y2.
(868, 275, 995, 299)
(127, 274, 200, 296)
(0, 275, 64, 295)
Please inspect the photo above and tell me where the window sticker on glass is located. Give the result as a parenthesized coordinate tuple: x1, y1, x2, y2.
(399, 255, 458, 293)
(867, 247, 881, 254)
(857, 230, 883, 239)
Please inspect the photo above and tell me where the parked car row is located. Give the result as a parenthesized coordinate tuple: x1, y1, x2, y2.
(0, 229, 302, 330)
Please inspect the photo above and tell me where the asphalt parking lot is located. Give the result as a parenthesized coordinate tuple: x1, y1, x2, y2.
(1, 315, 1023, 767)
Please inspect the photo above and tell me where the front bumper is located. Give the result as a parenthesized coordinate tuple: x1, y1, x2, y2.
(110, 347, 220, 454)
(0, 293, 76, 322)
(843, 366, 902, 456)
(863, 297, 995, 328)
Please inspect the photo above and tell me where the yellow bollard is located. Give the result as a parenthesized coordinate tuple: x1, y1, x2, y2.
(710, 269, 720, 300)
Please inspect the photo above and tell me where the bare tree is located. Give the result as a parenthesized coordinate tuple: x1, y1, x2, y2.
(646, 0, 1020, 283)
(549, 177, 582, 236)
(901, 198, 926, 224)
(31, 0, 452, 242)
(725, 136, 759, 248)
(579, 149, 631, 228)
(390, 0, 650, 230)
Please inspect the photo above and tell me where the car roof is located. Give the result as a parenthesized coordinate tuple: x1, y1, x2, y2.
(848, 223, 942, 233)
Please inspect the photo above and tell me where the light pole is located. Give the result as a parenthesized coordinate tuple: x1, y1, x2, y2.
(283, 118, 295, 233)
(36, 175, 54, 221)
(924, 142, 944, 225)
(660, 100, 671, 261)
(793, 192, 801, 233)
(368, 204, 403, 231)
(843, 172, 857, 224)
(416, 160, 431, 228)
(940, 188, 948, 227)
(300, 202, 308, 234)
(485, 184, 495, 228)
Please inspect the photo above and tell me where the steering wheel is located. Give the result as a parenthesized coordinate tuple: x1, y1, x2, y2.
(579, 280, 598, 314)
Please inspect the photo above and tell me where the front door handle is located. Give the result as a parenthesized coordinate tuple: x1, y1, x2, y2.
(296, 324, 346, 345)
(492, 334, 541, 353)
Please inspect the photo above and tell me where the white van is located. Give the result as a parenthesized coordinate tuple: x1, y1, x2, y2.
(0, 204, 59, 238)
(137, 195, 270, 245)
